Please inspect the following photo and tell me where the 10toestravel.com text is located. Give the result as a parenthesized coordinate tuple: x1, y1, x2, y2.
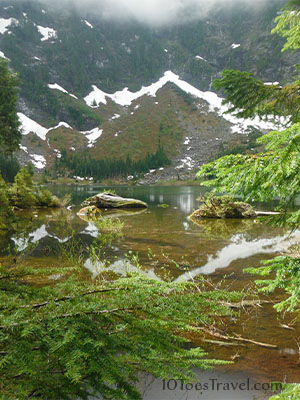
(162, 379, 283, 392)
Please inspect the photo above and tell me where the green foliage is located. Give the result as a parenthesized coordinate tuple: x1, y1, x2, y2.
(6, 166, 61, 209)
(0, 246, 241, 399)
(0, 59, 21, 153)
(244, 255, 300, 312)
(0, 172, 12, 229)
(56, 146, 171, 180)
(8, 166, 36, 208)
(197, 123, 300, 227)
(191, 194, 255, 219)
(95, 217, 124, 234)
(0, 152, 20, 182)
(217, 129, 263, 157)
(198, 5, 300, 394)
(270, 383, 300, 400)
(212, 0, 300, 126)
(213, 70, 300, 124)
(272, 0, 300, 51)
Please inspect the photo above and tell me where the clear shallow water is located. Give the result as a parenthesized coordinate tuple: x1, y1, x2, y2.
(2, 185, 300, 399)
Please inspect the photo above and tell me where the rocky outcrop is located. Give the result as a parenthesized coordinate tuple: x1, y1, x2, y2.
(190, 196, 256, 219)
(82, 192, 148, 209)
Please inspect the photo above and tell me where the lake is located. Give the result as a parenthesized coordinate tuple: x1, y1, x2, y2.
(2, 185, 300, 399)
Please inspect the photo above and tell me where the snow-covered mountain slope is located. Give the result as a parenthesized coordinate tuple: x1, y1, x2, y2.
(85, 70, 284, 134)
(0, 0, 292, 131)
(0, 0, 291, 180)
(17, 71, 284, 178)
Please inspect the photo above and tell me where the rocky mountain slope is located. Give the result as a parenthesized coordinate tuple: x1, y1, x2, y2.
(0, 0, 294, 180)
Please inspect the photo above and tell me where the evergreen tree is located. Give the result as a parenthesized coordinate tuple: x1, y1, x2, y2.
(0, 227, 241, 399)
(0, 59, 21, 153)
(0, 172, 11, 230)
(9, 166, 36, 209)
(197, 3, 300, 398)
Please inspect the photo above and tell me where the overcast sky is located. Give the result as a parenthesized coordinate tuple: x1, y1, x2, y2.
(38, 0, 277, 26)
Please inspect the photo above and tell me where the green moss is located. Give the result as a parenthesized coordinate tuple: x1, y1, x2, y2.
(190, 195, 256, 219)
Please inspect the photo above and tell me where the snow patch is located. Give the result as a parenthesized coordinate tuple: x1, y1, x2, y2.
(195, 55, 207, 62)
(31, 154, 46, 169)
(48, 83, 78, 99)
(84, 20, 93, 28)
(18, 113, 73, 141)
(19, 145, 28, 153)
(54, 149, 62, 159)
(80, 127, 103, 148)
(37, 25, 57, 42)
(177, 156, 194, 170)
(264, 82, 280, 86)
(74, 176, 85, 181)
(49, 122, 73, 131)
(0, 18, 17, 34)
(0, 50, 8, 59)
(18, 113, 48, 141)
(84, 85, 108, 107)
(48, 83, 68, 94)
(84, 70, 285, 133)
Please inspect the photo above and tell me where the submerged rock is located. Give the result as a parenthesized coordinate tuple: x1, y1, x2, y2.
(82, 192, 148, 209)
(190, 196, 256, 219)
(77, 205, 102, 217)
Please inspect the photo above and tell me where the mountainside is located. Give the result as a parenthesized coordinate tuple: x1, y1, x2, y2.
(0, 0, 295, 181)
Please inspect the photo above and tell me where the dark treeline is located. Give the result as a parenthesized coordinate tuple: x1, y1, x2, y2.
(55, 146, 171, 180)
(0, 153, 20, 182)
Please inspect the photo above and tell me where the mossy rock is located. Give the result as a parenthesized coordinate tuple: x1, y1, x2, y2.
(77, 205, 102, 217)
(190, 196, 256, 219)
(82, 192, 148, 209)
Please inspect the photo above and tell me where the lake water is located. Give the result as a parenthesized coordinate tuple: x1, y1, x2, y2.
(2, 185, 300, 399)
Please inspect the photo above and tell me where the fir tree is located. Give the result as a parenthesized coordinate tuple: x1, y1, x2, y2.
(197, 3, 300, 398)
(0, 59, 21, 153)
(0, 227, 241, 400)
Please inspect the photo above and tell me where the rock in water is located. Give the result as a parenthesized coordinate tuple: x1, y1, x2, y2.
(190, 196, 256, 219)
(77, 205, 102, 217)
(82, 192, 148, 209)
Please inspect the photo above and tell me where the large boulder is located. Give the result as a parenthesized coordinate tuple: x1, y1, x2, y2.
(190, 196, 256, 220)
(82, 192, 148, 209)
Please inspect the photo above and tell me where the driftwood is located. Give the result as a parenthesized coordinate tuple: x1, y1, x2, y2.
(196, 327, 278, 349)
(82, 192, 148, 209)
(255, 211, 281, 216)
(201, 339, 246, 347)
(218, 299, 272, 309)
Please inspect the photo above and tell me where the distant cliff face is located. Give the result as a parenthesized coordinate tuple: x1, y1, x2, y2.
(0, 0, 293, 178)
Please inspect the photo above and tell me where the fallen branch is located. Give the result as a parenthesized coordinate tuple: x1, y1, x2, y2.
(196, 327, 278, 349)
(200, 339, 246, 347)
(218, 299, 272, 309)
(255, 211, 281, 217)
